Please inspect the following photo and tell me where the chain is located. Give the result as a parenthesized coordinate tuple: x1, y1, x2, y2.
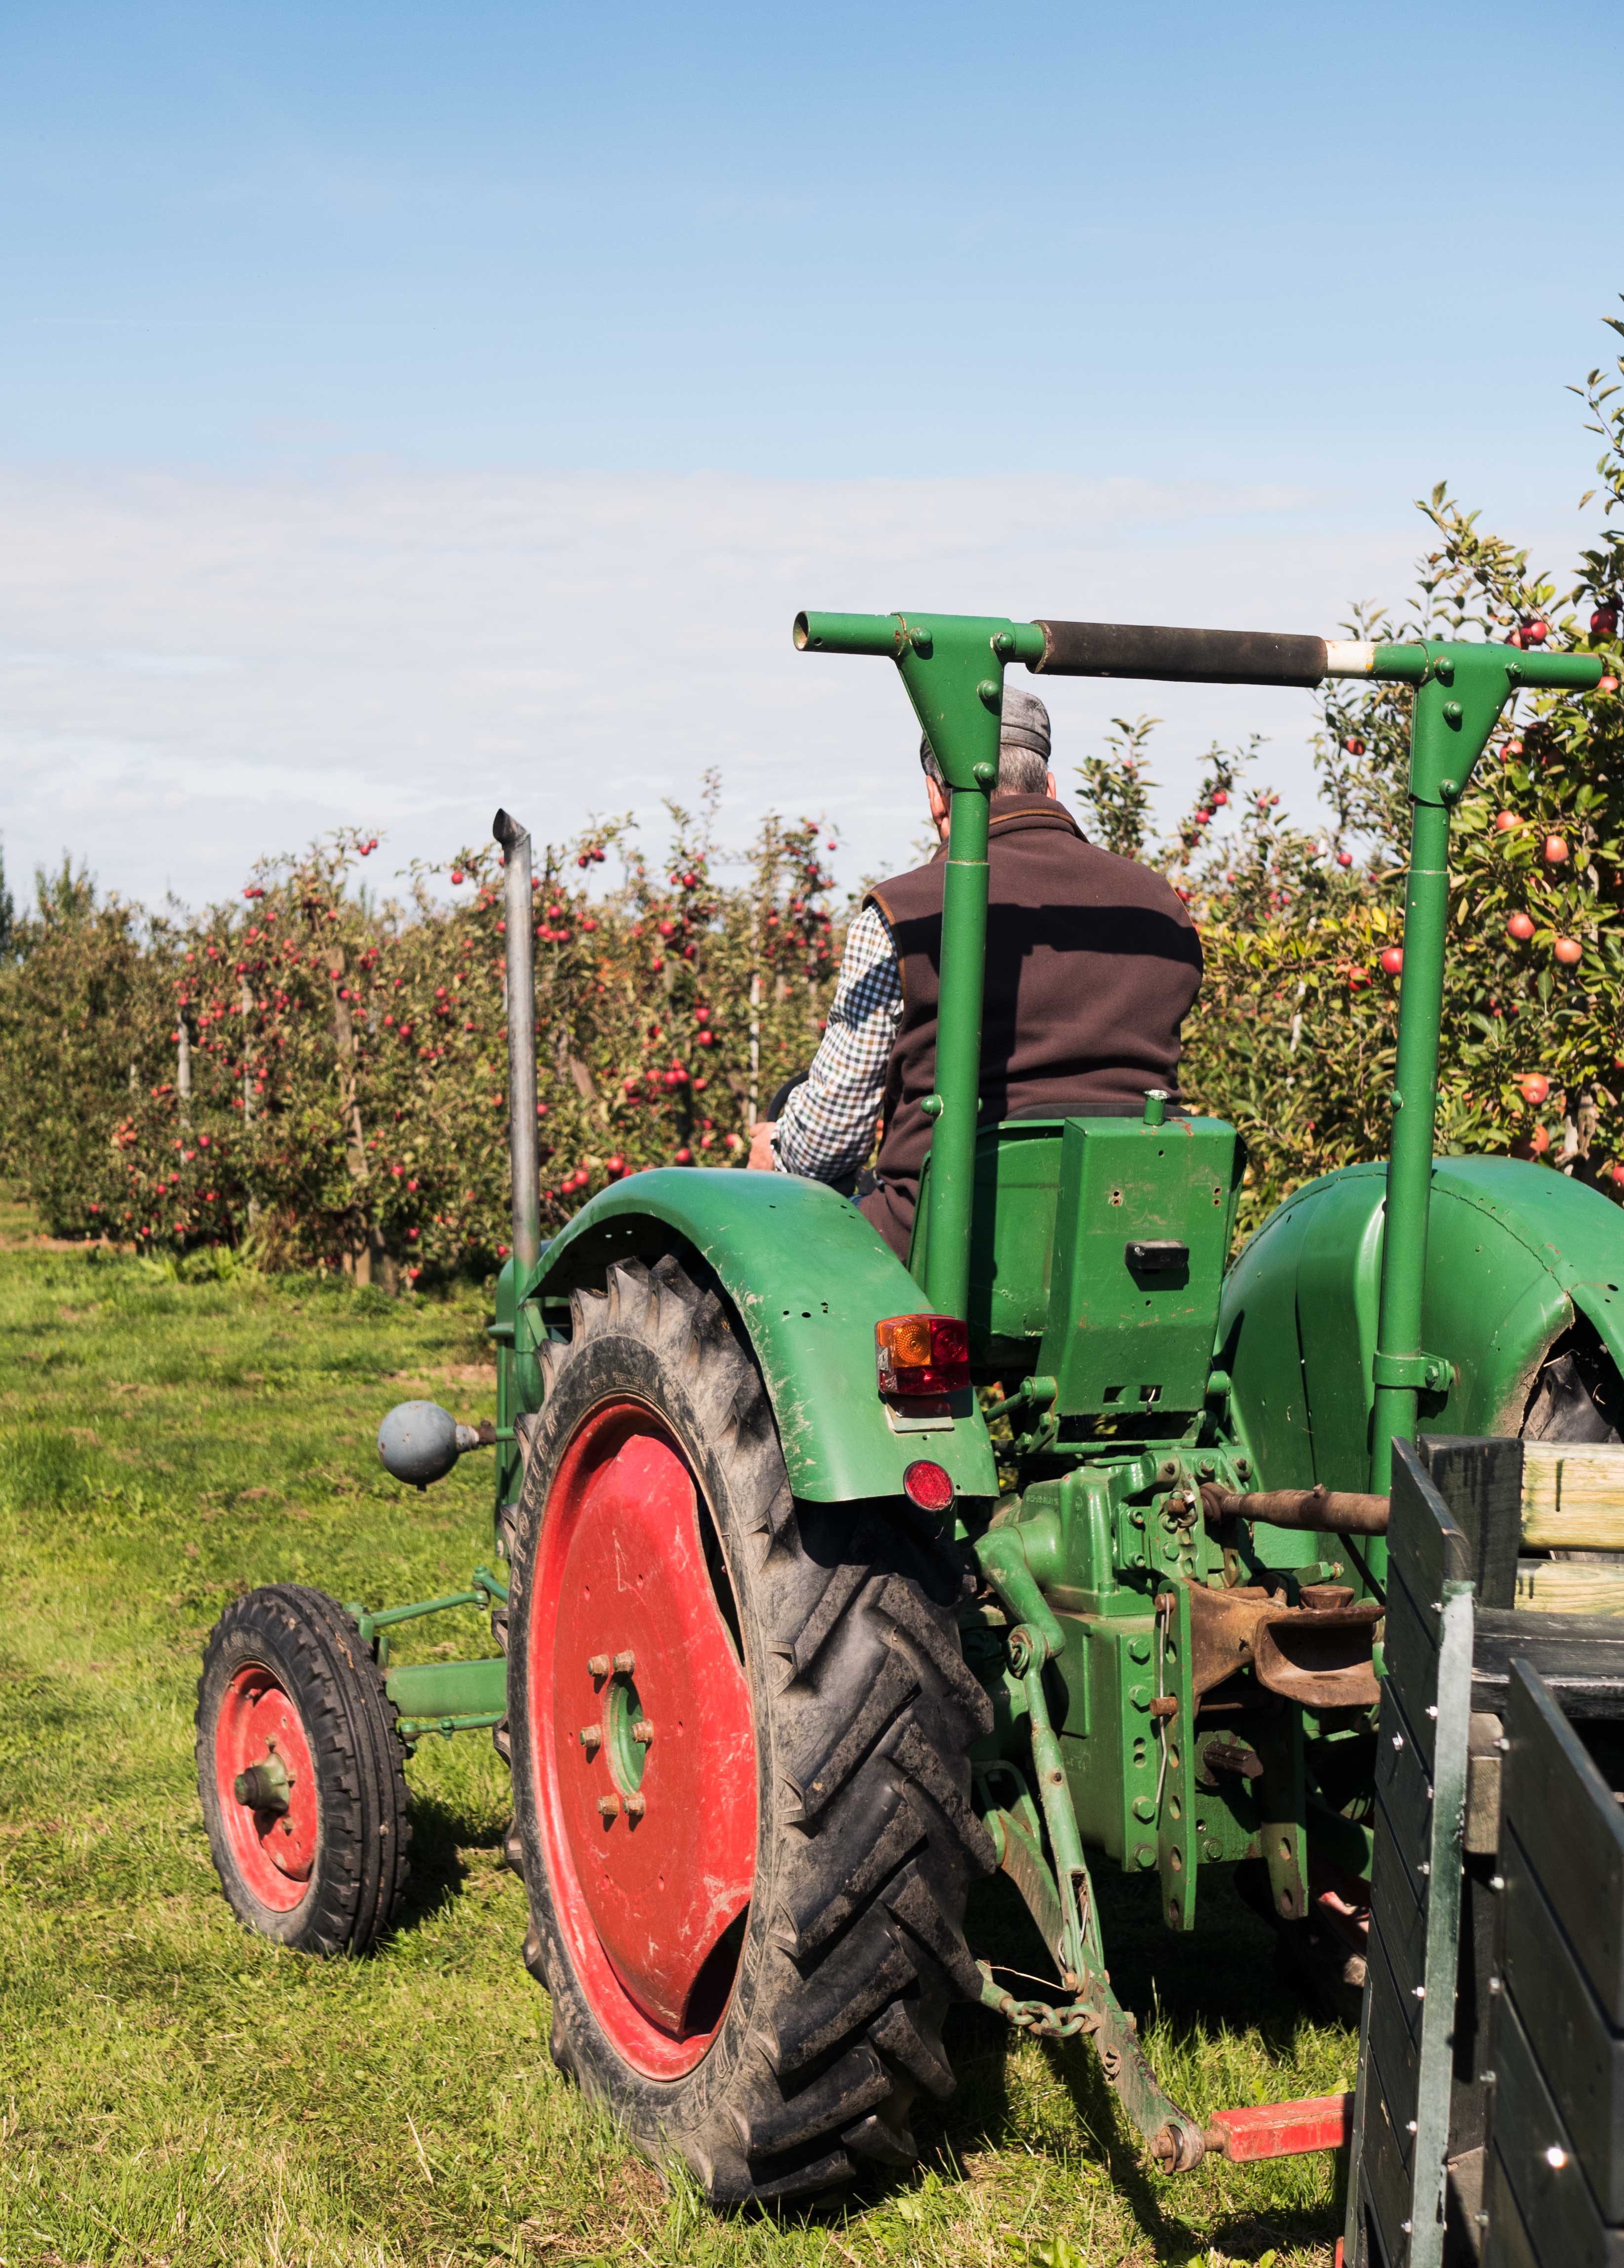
(980, 1974, 1101, 2041)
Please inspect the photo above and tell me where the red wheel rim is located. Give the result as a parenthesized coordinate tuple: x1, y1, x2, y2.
(214, 1662, 319, 1911)
(529, 1398, 757, 2078)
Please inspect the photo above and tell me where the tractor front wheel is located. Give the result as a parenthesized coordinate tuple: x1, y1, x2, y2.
(506, 1254, 994, 2206)
(197, 1584, 411, 1954)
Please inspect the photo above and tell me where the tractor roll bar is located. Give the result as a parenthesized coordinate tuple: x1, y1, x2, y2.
(1029, 619, 1612, 690)
(1030, 619, 1329, 687)
(492, 808, 541, 1281)
(794, 607, 1604, 1448)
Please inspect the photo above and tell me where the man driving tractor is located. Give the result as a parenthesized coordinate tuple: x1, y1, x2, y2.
(748, 685, 1205, 1258)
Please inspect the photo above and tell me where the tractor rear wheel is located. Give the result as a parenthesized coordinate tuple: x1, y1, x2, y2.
(505, 1253, 994, 2206)
(197, 1584, 410, 1954)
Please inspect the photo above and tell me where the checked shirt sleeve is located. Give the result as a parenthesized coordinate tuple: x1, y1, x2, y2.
(771, 902, 901, 1181)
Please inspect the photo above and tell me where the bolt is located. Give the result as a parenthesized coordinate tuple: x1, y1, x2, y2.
(597, 1794, 621, 1821)
(612, 1649, 635, 1675)
(632, 1720, 654, 1745)
(624, 1793, 646, 1820)
(579, 1725, 602, 1754)
(587, 1654, 611, 1679)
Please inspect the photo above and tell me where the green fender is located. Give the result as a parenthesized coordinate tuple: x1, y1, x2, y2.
(502, 1168, 997, 1505)
(1217, 1156, 1624, 1492)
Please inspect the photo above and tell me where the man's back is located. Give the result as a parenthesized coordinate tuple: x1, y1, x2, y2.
(858, 792, 1203, 1260)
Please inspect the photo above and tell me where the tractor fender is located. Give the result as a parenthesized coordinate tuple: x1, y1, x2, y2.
(508, 1168, 997, 1505)
(1217, 1156, 1624, 1493)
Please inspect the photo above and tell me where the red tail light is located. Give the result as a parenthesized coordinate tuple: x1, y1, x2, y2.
(875, 1313, 970, 1398)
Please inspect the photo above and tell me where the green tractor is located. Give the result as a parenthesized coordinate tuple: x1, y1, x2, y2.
(197, 609, 1615, 2206)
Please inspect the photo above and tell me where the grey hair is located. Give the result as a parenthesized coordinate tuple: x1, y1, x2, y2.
(920, 684, 1052, 795)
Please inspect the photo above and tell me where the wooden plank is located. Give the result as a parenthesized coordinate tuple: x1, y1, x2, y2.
(1516, 1559, 1624, 1619)
(1483, 2147, 1543, 2268)
(1387, 1569, 1444, 1774)
(1523, 1442, 1624, 1553)
(1366, 1934, 1421, 2166)
(1503, 1663, 1624, 2026)
(1473, 1614, 1624, 1722)
(1502, 1821, 1624, 2221)
(1363, 2076, 1418, 2265)
(1487, 1989, 1624, 2268)
(1375, 1691, 1436, 1873)
(1421, 1435, 1524, 1609)
(1371, 1820, 1430, 2028)
(1392, 1437, 1475, 1622)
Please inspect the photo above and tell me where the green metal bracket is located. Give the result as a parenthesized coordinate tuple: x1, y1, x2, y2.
(386, 1654, 507, 1730)
(1371, 1349, 1452, 1393)
(1361, 640, 1602, 1518)
(793, 609, 1045, 1320)
(975, 1527, 1067, 1664)
(1153, 1585, 1199, 1931)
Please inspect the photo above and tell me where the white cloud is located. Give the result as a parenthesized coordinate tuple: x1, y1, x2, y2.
(0, 464, 1576, 910)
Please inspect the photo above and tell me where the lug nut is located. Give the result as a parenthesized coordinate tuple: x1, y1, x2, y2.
(587, 1654, 611, 1679)
(597, 1794, 621, 1821)
(632, 1720, 654, 1745)
(624, 1793, 646, 1821)
(579, 1725, 602, 1754)
(612, 1649, 635, 1675)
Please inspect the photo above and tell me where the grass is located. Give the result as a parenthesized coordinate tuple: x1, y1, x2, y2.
(0, 1195, 1350, 2266)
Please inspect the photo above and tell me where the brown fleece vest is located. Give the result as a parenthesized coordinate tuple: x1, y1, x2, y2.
(857, 795, 1203, 1263)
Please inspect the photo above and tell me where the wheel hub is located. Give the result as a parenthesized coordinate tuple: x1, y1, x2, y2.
(215, 1665, 319, 1909)
(535, 1404, 756, 2061)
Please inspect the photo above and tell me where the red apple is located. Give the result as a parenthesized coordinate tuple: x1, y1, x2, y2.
(1380, 946, 1404, 975)
(1592, 604, 1619, 636)
(1544, 835, 1570, 865)
(1601, 675, 1620, 695)
(675, 1146, 693, 1164)
(1344, 736, 1365, 756)
(1504, 737, 1524, 759)
(1212, 789, 1228, 806)
(1554, 935, 1583, 965)
(1519, 1074, 1550, 1106)
(1527, 619, 1549, 645)
(1347, 964, 1371, 988)
(1506, 911, 1536, 941)
(1337, 850, 1353, 868)
(1496, 810, 1520, 832)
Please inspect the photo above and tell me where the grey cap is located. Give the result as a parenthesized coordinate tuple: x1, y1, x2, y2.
(920, 684, 1051, 768)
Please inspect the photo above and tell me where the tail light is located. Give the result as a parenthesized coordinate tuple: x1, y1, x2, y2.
(875, 1313, 970, 1398)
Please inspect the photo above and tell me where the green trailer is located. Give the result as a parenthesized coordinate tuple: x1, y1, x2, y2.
(196, 607, 1618, 2209)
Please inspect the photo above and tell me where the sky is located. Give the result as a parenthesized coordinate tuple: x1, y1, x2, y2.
(0, 0, 1616, 912)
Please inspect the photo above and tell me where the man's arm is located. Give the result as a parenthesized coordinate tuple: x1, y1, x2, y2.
(752, 904, 901, 1181)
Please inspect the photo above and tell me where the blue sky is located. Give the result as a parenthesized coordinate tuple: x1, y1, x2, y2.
(1, 0, 1615, 906)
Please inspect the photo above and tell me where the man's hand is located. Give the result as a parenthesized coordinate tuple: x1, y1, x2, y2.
(747, 1121, 778, 1172)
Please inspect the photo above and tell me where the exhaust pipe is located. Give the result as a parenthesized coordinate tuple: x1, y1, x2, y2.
(492, 809, 540, 1281)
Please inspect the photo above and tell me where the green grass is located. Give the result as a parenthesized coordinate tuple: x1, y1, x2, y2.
(0, 1198, 1349, 2266)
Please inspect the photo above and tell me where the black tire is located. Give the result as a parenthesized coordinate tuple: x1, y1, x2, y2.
(197, 1583, 411, 1955)
(506, 1252, 995, 2206)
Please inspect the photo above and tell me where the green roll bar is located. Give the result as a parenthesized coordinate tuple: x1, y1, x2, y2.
(794, 609, 1603, 1538)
